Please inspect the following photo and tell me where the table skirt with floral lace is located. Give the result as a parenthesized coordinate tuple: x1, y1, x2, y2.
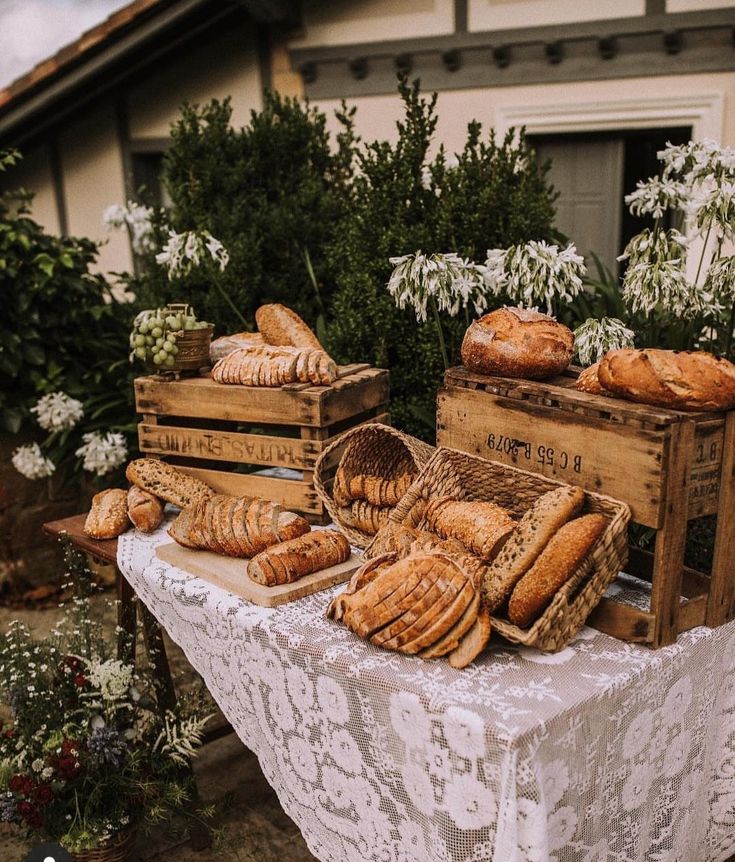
(118, 516, 735, 862)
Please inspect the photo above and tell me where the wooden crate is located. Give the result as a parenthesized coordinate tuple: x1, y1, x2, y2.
(437, 365, 735, 648)
(134, 364, 389, 523)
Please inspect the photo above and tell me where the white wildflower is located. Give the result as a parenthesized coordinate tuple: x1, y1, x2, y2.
(705, 254, 735, 305)
(574, 317, 635, 365)
(74, 431, 127, 476)
(387, 251, 489, 322)
(625, 175, 685, 219)
(30, 391, 84, 432)
(103, 201, 155, 255)
(86, 658, 134, 702)
(11, 443, 55, 480)
(484, 240, 585, 313)
(41, 767, 53, 780)
(152, 711, 213, 766)
(155, 230, 229, 280)
(31, 759, 44, 773)
(686, 175, 735, 237)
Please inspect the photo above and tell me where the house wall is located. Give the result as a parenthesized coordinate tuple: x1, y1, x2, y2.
(468, 0, 645, 31)
(3, 143, 60, 235)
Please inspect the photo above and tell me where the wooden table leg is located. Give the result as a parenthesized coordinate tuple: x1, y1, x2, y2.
(139, 603, 177, 713)
(117, 568, 137, 662)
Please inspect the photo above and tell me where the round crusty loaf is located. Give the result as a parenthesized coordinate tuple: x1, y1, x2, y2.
(598, 348, 735, 411)
(84, 489, 130, 539)
(461, 307, 574, 379)
(127, 486, 164, 533)
(255, 303, 324, 351)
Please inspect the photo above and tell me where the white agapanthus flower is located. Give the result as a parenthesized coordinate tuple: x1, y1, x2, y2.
(102, 201, 155, 255)
(155, 230, 230, 280)
(86, 658, 134, 702)
(30, 392, 84, 432)
(705, 254, 735, 305)
(574, 317, 635, 366)
(74, 431, 127, 476)
(11, 443, 55, 480)
(625, 175, 685, 219)
(686, 174, 735, 237)
(387, 251, 489, 322)
(484, 240, 585, 313)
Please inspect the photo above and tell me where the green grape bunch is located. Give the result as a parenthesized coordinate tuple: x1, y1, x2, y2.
(129, 305, 210, 369)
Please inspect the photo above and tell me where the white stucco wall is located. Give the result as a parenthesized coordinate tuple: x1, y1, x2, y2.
(4, 144, 60, 235)
(468, 0, 645, 32)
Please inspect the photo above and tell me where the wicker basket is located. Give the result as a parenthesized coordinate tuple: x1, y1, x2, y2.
(313, 423, 435, 547)
(73, 828, 136, 862)
(386, 447, 631, 652)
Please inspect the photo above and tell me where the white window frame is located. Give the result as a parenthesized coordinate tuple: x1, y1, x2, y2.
(495, 93, 725, 280)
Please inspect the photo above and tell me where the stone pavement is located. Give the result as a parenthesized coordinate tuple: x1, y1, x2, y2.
(0, 596, 318, 862)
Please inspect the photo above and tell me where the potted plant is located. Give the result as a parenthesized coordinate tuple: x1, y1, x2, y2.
(0, 545, 213, 859)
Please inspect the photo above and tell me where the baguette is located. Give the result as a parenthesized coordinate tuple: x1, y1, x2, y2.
(348, 473, 414, 507)
(425, 498, 515, 561)
(212, 344, 337, 387)
(84, 489, 130, 539)
(482, 485, 585, 612)
(126, 459, 213, 511)
(248, 530, 350, 586)
(255, 303, 325, 351)
(127, 486, 164, 533)
(507, 513, 607, 628)
(168, 495, 310, 557)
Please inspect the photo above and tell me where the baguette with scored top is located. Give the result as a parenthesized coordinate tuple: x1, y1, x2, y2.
(126, 458, 213, 511)
(247, 530, 350, 586)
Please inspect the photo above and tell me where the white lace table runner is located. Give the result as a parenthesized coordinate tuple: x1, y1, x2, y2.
(118, 519, 735, 862)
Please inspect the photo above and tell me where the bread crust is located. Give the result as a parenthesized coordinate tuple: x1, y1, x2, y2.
(482, 485, 585, 611)
(84, 489, 130, 539)
(126, 486, 164, 533)
(348, 473, 414, 507)
(425, 498, 515, 561)
(448, 610, 492, 669)
(248, 529, 350, 586)
(575, 362, 611, 396)
(461, 307, 574, 380)
(598, 348, 735, 411)
(507, 513, 606, 628)
(210, 332, 264, 364)
(126, 458, 213, 510)
(255, 303, 325, 351)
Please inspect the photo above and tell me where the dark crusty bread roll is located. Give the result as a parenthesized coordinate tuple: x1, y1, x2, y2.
(507, 513, 607, 628)
(482, 485, 585, 612)
(255, 303, 325, 351)
(127, 486, 164, 533)
(575, 362, 611, 396)
(425, 497, 515, 562)
(126, 458, 213, 511)
(84, 489, 130, 539)
(248, 529, 350, 586)
(598, 348, 735, 411)
(461, 307, 574, 379)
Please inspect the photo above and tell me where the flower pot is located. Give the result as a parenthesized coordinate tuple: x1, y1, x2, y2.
(73, 828, 136, 862)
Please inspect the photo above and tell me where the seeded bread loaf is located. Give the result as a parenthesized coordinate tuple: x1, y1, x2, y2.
(461, 307, 574, 380)
(247, 529, 350, 586)
(482, 485, 586, 612)
(575, 362, 610, 396)
(598, 348, 735, 411)
(126, 459, 213, 511)
(425, 498, 516, 562)
(507, 513, 607, 628)
(84, 489, 130, 539)
(127, 486, 164, 533)
(255, 303, 325, 351)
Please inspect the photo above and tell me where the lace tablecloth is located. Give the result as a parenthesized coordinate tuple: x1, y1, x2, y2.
(118, 518, 735, 862)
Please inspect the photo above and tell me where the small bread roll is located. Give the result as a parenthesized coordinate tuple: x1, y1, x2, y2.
(84, 489, 130, 539)
(461, 307, 574, 379)
(127, 486, 164, 533)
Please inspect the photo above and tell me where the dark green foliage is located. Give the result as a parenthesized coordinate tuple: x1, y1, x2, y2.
(325, 78, 558, 437)
(0, 153, 135, 448)
(132, 94, 355, 335)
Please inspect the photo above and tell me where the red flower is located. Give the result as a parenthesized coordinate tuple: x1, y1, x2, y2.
(73, 673, 87, 687)
(3, 728, 13, 739)
(9, 774, 34, 796)
(17, 800, 42, 828)
(61, 739, 78, 757)
(32, 784, 54, 806)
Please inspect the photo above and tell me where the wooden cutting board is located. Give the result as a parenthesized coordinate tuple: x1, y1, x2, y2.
(155, 542, 361, 607)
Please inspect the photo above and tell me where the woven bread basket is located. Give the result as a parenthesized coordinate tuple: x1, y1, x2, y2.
(73, 828, 136, 862)
(384, 447, 630, 652)
(313, 423, 435, 548)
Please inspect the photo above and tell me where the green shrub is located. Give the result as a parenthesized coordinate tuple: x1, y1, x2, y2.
(324, 79, 558, 437)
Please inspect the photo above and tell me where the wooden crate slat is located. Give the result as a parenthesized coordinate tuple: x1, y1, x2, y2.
(438, 385, 667, 528)
(320, 370, 390, 425)
(706, 411, 735, 627)
(676, 593, 708, 632)
(175, 465, 323, 514)
(138, 422, 323, 469)
(586, 598, 655, 643)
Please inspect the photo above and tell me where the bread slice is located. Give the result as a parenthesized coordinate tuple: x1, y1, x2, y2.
(419, 591, 481, 659)
(168, 507, 198, 548)
(507, 513, 607, 628)
(448, 610, 492, 669)
(126, 459, 213, 510)
(350, 566, 438, 639)
(327, 554, 397, 621)
(397, 578, 476, 655)
(482, 485, 585, 612)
